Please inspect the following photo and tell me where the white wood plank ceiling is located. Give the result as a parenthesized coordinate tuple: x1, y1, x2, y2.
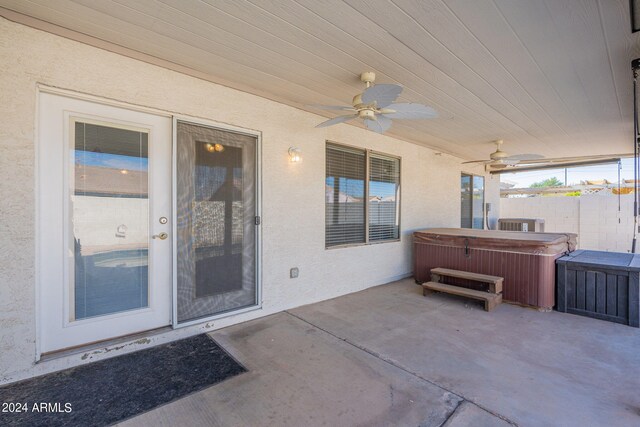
(2, 0, 640, 160)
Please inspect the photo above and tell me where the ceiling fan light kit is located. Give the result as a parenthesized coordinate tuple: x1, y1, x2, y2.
(358, 108, 376, 120)
(313, 71, 437, 133)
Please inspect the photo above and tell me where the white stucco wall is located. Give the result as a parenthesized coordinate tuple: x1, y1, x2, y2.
(500, 196, 581, 235)
(500, 194, 634, 253)
(0, 18, 494, 383)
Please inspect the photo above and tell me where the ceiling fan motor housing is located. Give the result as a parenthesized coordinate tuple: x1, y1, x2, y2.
(489, 139, 508, 159)
(490, 150, 509, 160)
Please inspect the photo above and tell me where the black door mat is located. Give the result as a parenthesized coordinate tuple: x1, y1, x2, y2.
(0, 334, 246, 426)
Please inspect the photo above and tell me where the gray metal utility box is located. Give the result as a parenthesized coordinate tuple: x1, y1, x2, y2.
(556, 250, 640, 327)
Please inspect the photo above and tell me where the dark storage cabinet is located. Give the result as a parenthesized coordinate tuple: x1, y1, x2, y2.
(556, 250, 640, 327)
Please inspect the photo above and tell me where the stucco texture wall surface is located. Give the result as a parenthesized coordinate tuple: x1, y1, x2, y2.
(501, 194, 635, 253)
(0, 17, 494, 382)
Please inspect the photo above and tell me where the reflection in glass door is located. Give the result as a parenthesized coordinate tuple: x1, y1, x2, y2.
(175, 121, 258, 324)
(461, 173, 485, 229)
(461, 174, 472, 228)
(72, 122, 149, 319)
(472, 176, 485, 229)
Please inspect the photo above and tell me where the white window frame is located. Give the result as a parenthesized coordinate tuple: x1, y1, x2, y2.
(325, 141, 401, 249)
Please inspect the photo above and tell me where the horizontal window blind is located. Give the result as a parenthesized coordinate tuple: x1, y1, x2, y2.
(326, 143, 401, 247)
(369, 154, 400, 241)
(326, 144, 366, 247)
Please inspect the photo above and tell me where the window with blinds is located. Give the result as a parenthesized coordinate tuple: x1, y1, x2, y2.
(326, 143, 400, 248)
(369, 153, 400, 241)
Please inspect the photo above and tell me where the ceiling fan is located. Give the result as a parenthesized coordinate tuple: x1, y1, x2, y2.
(462, 140, 544, 169)
(312, 72, 437, 133)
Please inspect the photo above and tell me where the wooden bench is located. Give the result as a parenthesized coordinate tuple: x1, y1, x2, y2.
(430, 268, 503, 294)
(422, 268, 503, 312)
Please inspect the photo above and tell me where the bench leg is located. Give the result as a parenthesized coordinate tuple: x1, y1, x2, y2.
(488, 279, 503, 294)
(423, 287, 434, 296)
(485, 295, 502, 312)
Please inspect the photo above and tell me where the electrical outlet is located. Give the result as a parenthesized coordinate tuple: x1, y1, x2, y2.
(290, 267, 299, 278)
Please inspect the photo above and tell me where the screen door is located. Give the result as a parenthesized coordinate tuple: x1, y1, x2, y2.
(175, 121, 258, 324)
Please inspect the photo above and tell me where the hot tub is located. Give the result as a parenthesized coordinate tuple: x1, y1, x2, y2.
(413, 228, 577, 310)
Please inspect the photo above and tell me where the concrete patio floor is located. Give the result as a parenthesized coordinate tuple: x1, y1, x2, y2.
(121, 279, 640, 427)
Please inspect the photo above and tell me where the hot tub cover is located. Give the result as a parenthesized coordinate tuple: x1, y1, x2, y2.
(413, 228, 577, 255)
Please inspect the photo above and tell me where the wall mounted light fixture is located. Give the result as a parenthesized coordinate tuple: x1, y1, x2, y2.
(288, 147, 302, 162)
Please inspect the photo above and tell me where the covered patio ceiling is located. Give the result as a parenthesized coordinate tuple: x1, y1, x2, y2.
(2, 0, 640, 160)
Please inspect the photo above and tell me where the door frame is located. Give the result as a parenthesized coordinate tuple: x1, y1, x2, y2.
(36, 85, 175, 360)
(171, 115, 263, 329)
(34, 86, 262, 359)
(36, 88, 174, 356)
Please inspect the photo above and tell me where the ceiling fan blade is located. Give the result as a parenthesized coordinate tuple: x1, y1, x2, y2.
(362, 84, 403, 108)
(364, 115, 393, 133)
(315, 114, 357, 128)
(382, 103, 438, 120)
(462, 159, 490, 164)
(308, 104, 356, 111)
(506, 153, 544, 161)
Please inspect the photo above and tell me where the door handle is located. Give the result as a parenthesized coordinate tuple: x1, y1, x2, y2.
(152, 232, 168, 240)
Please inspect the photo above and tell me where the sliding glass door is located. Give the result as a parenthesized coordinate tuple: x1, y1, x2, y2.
(461, 173, 485, 229)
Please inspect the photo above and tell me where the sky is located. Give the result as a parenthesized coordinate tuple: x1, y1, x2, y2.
(75, 150, 148, 171)
(500, 157, 635, 188)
